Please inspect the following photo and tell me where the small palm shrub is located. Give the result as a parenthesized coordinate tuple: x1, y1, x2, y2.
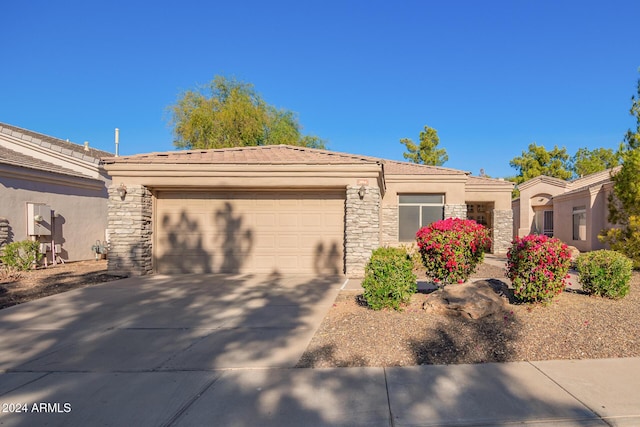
(362, 246, 417, 311)
(0, 240, 42, 271)
(416, 218, 491, 285)
(576, 250, 633, 299)
(506, 234, 571, 304)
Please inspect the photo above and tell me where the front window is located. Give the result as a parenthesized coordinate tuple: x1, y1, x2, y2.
(398, 194, 444, 241)
(573, 206, 586, 241)
(534, 209, 554, 237)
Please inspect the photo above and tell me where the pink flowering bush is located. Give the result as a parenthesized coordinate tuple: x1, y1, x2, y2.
(506, 234, 572, 304)
(416, 218, 492, 285)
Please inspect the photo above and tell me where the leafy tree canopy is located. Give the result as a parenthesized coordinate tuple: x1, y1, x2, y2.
(169, 75, 325, 150)
(600, 75, 640, 268)
(509, 143, 572, 185)
(570, 147, 619, 178)
(400, 125, 448, 166)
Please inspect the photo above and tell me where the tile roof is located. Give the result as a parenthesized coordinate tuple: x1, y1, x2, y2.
(102, 144, 468, 176)
(466, 175, 515, 186)
(102, 145, 382, 165)
(560, 176, 613, 197)
(380, 160, 467, 176)
(0, 122, 112, 163)
(0, 145, 96, 179)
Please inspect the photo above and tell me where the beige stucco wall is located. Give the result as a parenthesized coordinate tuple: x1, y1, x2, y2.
(554, 185, 611, 252)
(0, 171, 110, 262)
(515, 178, 567, 237)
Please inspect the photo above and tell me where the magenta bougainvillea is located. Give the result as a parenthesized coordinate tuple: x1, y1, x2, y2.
(416, 218, 492, 285)
(506, 234, 572, 304)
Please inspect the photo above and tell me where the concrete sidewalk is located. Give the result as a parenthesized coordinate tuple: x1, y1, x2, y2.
(1, 358, 639, 426)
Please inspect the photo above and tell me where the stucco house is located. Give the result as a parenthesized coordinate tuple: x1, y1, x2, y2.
(512, 167, 619, 252)
(102, 145, 513, 277)
(0, 122, 112, 263)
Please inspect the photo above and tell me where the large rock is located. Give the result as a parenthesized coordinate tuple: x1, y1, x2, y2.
(423, 280, 507, 319)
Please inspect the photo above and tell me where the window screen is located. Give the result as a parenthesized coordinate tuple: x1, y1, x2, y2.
(398, 194, 445, 241)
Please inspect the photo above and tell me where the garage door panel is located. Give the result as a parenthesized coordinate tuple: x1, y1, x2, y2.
(155, 191, 344, 274)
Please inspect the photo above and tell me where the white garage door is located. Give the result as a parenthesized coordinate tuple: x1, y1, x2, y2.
(155, 190, 345, 275)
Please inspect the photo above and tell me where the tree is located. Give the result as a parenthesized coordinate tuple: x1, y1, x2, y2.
(400, 125, 448, 166)
(169, 75, 325, 150)
(570, 147, 619, 178)
(600, 76, 640, 268)
(508, 143, 572, 185)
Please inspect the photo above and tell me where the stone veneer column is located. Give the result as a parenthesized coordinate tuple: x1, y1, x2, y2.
(380, 206, 398, 245)
(345, 186, 380, 277)
(492, 209, 513, 254)
(107, 184, 153, 275)
(444, 204, 467, 219)
(0, 217, 10, 248)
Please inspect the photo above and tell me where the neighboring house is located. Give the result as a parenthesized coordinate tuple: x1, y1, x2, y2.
(102, 145, 513, 277)
(0, 122, 112, 263)
(512, 167, 620, 252)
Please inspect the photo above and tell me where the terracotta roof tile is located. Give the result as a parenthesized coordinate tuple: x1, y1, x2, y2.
(102, 144, 470, 177)
(466, 175, 515, 187)
(102, 145, 382, 165)
(0, 145, 96, 179)
(381, 160, 467, 176)
(0, 122, 113, 162)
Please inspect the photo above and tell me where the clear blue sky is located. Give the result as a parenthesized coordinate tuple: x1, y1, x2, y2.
(2, 0, 638, 178)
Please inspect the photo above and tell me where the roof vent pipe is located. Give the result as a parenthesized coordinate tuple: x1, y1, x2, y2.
(115, 128, 120, 157)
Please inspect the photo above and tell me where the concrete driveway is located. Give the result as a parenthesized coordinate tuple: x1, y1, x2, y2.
(0, 273, 346, 372)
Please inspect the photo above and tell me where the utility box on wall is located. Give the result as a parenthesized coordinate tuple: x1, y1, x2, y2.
(27, 203, 52, 236)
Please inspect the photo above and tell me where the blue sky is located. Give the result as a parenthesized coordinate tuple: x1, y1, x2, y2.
(2, 0, 638, 178)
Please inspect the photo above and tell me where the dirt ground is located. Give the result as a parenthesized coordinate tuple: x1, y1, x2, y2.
(0, 260, 126, 310)
(298, 262, 640, 367)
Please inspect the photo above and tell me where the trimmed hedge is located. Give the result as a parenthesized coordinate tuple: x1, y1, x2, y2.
(362, 246, 417, 311)
(576, 250, 633, 299)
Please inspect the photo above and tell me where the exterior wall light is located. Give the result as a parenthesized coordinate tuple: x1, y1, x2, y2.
(358, 185, 366, 199)
(117, 183, 127, 199)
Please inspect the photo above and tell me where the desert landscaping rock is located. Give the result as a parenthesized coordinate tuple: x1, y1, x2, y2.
(423, 280, 507, 319)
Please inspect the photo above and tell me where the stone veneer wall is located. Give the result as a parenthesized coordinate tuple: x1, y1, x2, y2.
(107, 185, 153, 275)
(444, 204, 467, 220)
(380, 206, 398, 246)
(492, 209, 513, 254)
(345, 186, 380, 277)
(0, 217, 10, 248)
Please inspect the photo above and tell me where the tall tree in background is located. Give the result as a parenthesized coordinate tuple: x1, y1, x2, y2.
(600, 76, 640, 268)
(508, 143, 572, 184)
(570, 147, 619, 177)
(169, 75, 325, 149)
(400, 125, 448, 166)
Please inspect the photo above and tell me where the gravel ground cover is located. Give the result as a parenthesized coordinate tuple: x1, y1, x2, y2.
(298, 261, 640, 367)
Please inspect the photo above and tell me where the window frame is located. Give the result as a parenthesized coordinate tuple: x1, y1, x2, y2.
(398, 194, 445, 242)
(572, 206, 587, 241)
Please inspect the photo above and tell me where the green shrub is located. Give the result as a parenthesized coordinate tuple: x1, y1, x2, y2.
(599, 216, 640, 270)
(416, 218, 491, 285)
(362, 246, 417, 311)
(0, 240, 42, 271)
(576, 250, 633, 299)
(506, 234, 572, 304)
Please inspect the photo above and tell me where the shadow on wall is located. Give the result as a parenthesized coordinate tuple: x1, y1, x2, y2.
(215, 202, 253, 274)
(314, 242, 342, 276)
(157, 211, 212, 273)
(156, 203, 254, 274)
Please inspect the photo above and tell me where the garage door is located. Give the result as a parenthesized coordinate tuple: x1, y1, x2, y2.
(154, 190, 345, 275)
